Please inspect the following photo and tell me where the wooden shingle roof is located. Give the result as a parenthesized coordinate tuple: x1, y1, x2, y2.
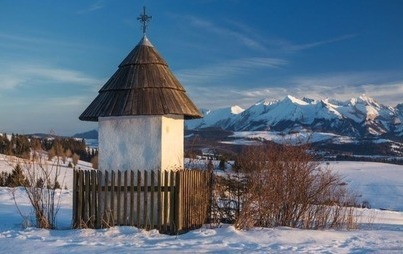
(79, 36, 202, 121)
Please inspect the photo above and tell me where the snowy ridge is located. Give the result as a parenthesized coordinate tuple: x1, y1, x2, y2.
(185, 105, 244, 129)
(186, 94, 403, 139)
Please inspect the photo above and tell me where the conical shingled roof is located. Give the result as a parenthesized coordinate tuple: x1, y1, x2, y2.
(79, 35, 202, 121)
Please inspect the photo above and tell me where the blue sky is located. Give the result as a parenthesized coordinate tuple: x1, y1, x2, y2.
(1, 0, 402, 135)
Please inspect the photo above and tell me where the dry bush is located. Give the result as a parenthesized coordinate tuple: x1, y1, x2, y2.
(210, 172, 247, 226)
(91, 155, 98, 169)
(234, 144, 358, 230)
(72, 153, 80, 167)
(10, 145, 65, 229)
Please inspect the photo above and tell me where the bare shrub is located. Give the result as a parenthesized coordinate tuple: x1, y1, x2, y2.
(91, 155, 98, 169)
(10, 144, 65, 229)
(234, 144, 358, 230)
(210, 172, 247, 226)
(72, 153, 80, 167)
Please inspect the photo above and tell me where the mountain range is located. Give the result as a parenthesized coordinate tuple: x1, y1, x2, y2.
(185, 94, 403, 141)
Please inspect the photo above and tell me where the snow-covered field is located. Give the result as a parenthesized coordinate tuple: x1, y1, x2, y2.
(227, 131, 358, 145)
(0, 157, 402, 253)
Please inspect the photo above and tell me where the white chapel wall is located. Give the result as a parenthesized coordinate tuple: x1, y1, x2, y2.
(98, 114, 184, 172)
(98, 115, 162, 171)
(161, 114, 184, 170)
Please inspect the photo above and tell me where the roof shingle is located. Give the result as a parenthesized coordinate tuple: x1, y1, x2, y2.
(79, 36, 202, 121)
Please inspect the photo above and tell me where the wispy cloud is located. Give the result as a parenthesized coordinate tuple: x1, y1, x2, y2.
(185, 15, 268, 52)
(183, 15, 356, 55)
(0, 33, 55, 46)
(0, 32, 105, 53)
(76, 0, 106, 14)
(186, 71, 403, 109)
(0, 63, 103, 90)
(254, 71, 403, 106)
(284, 34, 357, 51)
(177, 57, 287, 85)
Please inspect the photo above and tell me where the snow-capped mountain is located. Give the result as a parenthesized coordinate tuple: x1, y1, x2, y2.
(186, 95, 403, 140)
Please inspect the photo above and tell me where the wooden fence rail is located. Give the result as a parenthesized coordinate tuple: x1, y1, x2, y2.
(73, 169, 212, 234)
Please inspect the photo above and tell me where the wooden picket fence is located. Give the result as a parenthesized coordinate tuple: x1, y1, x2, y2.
(72, 169, 212, 234)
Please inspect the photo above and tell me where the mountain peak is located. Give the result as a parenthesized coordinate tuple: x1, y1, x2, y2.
(351, 94, 379, 107)
(230, 105, 245, 114)
(254, 98, 274, 106)
(185, 94, 402, 138)
(284, 95, 309, 106)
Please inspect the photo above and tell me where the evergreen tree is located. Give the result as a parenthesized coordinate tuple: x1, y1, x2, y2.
(219, 157, 226, 171)
(9, 164, 29, 187)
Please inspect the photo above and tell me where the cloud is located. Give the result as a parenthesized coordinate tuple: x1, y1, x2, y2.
(182, 15, 356, 56)
(284, 34, 357, 51)
(177, 57, 287, 85)
(0, 32, 104, 53)
(185, 16, 268, 52)
(185, 71, 403, 110)
(76, 1, 105, 14)
(0, 63, 103, 90)
(0, 33, 54, 46)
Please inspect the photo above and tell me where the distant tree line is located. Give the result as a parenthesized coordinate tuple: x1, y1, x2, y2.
(333, 154, 403, 165)
(0, 133, 97, 163)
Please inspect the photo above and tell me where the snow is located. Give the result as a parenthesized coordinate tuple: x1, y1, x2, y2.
(325, 161, 403, 211)
(1, 156, 403, 253)
(187, 95, 402, 138)
(0, 154, 93, 190)
(185, 105, 244, 130)
(230, 131, 354, 144)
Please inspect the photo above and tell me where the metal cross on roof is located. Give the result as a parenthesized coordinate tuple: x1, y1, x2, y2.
(137, 6, 152, 35)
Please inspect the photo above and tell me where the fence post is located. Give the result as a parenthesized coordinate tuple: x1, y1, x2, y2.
(150, 170, 155, 229)
(96, 170, 102, 228)
(157, 170, 162, 230)
(76, 170, 83, 228)
(137, 170, 141, 227)
(72, 169, 77, 227)
(163, 170, 169, 233)
(83, 170, 90, 225)
(174, 171, 182, 233)
(90, 170, 97, 227)
(143, 171, 149, 229)
(129, 170, 134, 226)
(110, 171, 115, 226)
(103, 171, 109, 227)
(169, 171, 175, 234)
(123, 170, 128, 225)
(116, 170, 121, 225)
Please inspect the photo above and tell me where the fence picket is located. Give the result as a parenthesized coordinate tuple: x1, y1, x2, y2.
(96, 171, 102, 228)
(116, 170, 121, 225)
(72, 170, 77, 225)
(143, 171, 149, 229)
(130, 170, 134, 226)
(163, 170, 169, 233)
(137, 170, 141, 227)
(90, 170, 97, 227)
(103, 171, 109, 227)
(123, 170, 128, 225)
(157, 170, 162, 230)
(110, 171, 115, 225)
(150, 170, 155, 229)
(73, 169, 211, 234)
(83, 170, 90, 224)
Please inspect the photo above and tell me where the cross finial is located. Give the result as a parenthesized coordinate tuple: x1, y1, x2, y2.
(137, 6, 152, 35)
